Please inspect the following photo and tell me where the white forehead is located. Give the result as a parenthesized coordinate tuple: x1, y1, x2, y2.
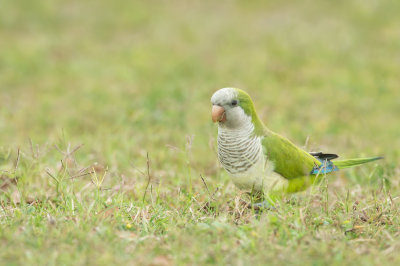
(211, 88, 238, 105)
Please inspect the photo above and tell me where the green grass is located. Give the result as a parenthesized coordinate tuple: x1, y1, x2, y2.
(1, 0, 399, 265)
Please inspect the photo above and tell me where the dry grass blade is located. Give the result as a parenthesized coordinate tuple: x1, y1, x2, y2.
(142, 152, 152, 203)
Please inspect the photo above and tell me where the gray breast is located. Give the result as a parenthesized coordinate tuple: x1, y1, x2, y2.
(217, 130, 262, 175)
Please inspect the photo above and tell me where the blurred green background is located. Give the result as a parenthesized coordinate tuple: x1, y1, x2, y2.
(1, 0, 399, 155)
(0, 0, 399, 264)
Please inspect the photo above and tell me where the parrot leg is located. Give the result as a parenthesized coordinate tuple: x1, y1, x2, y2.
(247, 191, 280, 212)
(247, 193, 278, 211)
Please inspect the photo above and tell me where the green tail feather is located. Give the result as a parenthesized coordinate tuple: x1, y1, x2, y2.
(333, 156, 383, 169)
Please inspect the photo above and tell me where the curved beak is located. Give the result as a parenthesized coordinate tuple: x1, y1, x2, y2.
(212, 105, 226, 123)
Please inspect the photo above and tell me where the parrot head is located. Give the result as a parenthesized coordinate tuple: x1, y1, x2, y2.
(211, 88, 264, 131)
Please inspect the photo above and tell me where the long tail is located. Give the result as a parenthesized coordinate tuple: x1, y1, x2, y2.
(333, 156, 383, 169)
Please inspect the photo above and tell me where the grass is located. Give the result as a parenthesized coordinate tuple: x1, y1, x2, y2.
(1, 0, 399, 265)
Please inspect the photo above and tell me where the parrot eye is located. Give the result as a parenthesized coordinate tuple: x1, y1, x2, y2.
(231, 100, 238, 106)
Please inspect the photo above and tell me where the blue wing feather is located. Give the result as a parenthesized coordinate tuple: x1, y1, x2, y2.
(310, 158, 339, 175)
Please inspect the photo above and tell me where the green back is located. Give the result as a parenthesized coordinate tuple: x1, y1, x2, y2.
(262, 132, 321, 180)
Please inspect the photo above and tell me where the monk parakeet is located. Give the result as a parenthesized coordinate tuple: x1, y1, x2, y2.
(211, 88, 382, 205)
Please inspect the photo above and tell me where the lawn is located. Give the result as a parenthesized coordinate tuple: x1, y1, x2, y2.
(0, 0, 399, 265)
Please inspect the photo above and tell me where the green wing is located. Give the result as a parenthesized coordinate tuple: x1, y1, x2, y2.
(262, 132, 321, 180)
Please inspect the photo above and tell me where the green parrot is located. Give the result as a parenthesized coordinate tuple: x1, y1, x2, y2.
(211, 88, 382, 206)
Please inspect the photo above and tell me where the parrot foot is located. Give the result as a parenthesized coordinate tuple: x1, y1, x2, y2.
(248, 200, 276, 211)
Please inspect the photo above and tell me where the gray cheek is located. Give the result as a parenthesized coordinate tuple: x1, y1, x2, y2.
(225, 108, 247, 128)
